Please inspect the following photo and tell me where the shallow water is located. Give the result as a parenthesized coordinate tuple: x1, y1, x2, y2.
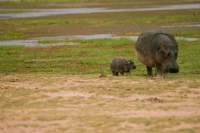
(162, 24, 200, 28)
(0, 34, 198, 47)
(0, 38, 80, 47)
(0, 4, 199, 19)
(0, 34, 128, 46)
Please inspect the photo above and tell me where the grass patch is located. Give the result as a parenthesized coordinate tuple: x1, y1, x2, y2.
(125, 14, 200, 25)
(173, 31, 200, 38)
(0, 9, 27, 13)
(0, 32, 27, 40)
(177, 40, 200, 75)
(0, 38, 136, 74)
(0, 39, 200, 77)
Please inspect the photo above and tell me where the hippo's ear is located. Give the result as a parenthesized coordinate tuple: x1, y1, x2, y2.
(124, 60, 129, 64)
(175, 43, 178, 49)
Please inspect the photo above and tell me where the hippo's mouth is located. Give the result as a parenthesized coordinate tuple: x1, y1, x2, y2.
(163, 66, 179, 73)
(169, 68, 179, 73)
(132, 66, 136, 69)
(162, 61, 179, 73)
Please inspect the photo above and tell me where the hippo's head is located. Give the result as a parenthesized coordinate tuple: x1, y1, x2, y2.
(125, 60, 136, 70)
(156, 43, 179, 73)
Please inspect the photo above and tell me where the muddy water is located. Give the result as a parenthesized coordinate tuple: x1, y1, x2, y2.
(0, 34, 198, 46)
(0, 37, 80, 47)
(0, 34, 135, 46)
(0, 4, 199, 19)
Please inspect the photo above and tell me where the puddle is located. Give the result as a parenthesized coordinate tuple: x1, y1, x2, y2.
(0, 4, 199, 19)
(0, 39, 38, 47)
(175, 37, 198, 41)
(0, 8, 105, 19)
(162, 23, 200, 28)
(0, 34, 138, 46)
(0, 38, 80, 47)
(0, 34, 198, 47)
(68, 34, 139, 40)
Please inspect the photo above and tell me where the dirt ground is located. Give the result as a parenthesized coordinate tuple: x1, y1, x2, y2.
(0, 74, 200, 133)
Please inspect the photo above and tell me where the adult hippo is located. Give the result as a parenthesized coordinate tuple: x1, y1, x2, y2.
(135, 29, 179, 78)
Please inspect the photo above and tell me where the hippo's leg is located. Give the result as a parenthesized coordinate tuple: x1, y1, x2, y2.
(126, 71, 131, 77)
(155, 65, 166, 78)
(146, 66, 153, 76)
(120, 72, 124, 76)
(116, 72, 119, 76)
(112, 71, 116, 76)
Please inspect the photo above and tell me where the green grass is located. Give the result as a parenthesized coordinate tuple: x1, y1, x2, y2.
(173, 31, 200, 38)
(178, 40, 200, 75)
(124, 15, 200, 25)
(0, 9, 27, 13)
(0, 38, 200, 77)
(0, 38, 137, 74)
(6, 14, 200, 26)
(0, 32, 27, 40)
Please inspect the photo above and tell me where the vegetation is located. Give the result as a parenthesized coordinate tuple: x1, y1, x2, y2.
(0, 38, 200, 77)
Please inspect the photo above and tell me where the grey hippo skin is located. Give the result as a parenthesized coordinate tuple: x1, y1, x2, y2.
(135, 29, 179, 78)
(110, 57, 136, 76)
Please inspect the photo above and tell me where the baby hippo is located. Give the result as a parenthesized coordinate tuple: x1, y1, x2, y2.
(110, 57, 136, 76)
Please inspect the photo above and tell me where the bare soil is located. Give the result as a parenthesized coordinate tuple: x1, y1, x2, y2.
(0, 74, 200, 133)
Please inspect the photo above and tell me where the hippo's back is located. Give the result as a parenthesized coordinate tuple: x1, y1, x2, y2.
(110, 57, 126, 72)
(135, 30, 172, 54)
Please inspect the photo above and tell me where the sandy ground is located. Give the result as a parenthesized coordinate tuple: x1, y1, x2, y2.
(0, 74, 200, 133)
